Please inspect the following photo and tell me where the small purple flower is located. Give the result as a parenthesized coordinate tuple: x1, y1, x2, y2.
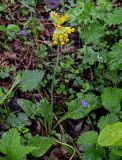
(20, 29, 28, 36)
(80, 99, 88, 107)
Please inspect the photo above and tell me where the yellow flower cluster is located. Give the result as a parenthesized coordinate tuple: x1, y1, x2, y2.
(50, 11, 70, 26)
(53, 26, 75, 46)
(50, 11, 75, 46)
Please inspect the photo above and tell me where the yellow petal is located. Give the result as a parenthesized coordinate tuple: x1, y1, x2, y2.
(66, 38, 69, 42)
(71, 28, 75, 32)
(53, 41, 58, 45)
(59, 35, 63, 40)
(64, 14, 70, 19)
(67, 29, 72, 34)
(61, 42, 65, 46)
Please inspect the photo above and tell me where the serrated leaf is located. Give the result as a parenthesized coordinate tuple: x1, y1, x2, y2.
(28, 135, 56, 157)
(79, 23, 104, 43)
(82, 147, 105, 160)
(17, 99, 40, 119)
(79, 46, 99, 65)
(101, 87, 122, 113)
(18, 112, 31, 126)
(6, 24, 20, 32)
(0, 128, 35, 160)
(7, 113, 31, 127)
(98, 123, 122, 146)
(108, 40, 122, 70)
(105, 7, 122, 25)
(97, 113, 119, 130)
(77, 131, 98, 146)
(7, 113, 20, 127)
(18, 70, 44, 91)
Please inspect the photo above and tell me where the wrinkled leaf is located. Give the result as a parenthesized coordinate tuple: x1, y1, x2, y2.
(101, 88, 122, 113)
(0, 128, 35, 160)
(63, 93, 97, 120)
(77, 131, 98, 146)
(18, 70, 44, 91)
(17, 99, 40, 119)
(28, 135, 56, 157)
(98, 123, 122, 146)
(79, 23, 105, 43)
(6, 24, 20, 32)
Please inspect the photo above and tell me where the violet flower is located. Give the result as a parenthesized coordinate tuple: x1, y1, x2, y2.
(80, 99, 88, 107)
(20, 29, 28, 36)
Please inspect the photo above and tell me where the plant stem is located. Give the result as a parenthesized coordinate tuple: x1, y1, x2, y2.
(0, 75, 20, 105)
(56, 140, 76, 160)
(85, 44, 93, 81)
(50, 44, 61, 128)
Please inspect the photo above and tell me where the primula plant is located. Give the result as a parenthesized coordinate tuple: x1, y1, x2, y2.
(0, 0, 122, 160)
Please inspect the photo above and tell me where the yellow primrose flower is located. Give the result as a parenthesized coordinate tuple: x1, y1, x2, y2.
(60, 17, 66, 25)
(66, 38, 69, 42)
(59, 34, 63, 40)
(50, 11, 70, 26)
(61, 42, 65, 46)
(53, 41, 58, 45)
(52, 27, 75, 46)
(71, 28, 75, 32)
(50, 11, 75, 46)
(64, 14, 70, 19)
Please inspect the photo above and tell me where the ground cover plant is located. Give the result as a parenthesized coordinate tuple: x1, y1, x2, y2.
(0, 0, 122, 159)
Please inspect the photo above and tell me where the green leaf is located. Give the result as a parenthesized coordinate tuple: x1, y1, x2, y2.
(7, 113, 20, 127)
(77, 131, 98, 146)
(79, 46, 99, 65)
(6, 24, 20, 32)
(17, 99, 40, 119)
(112, 138, 122, 146)
(68, 0, 93, 25)
(105, 7, 122, 25)
(101, 87, 122, 113)
(97, 113, 119, 130)
(108, 40, 122, 70)
(0, 158, 6, 160)
(0, 4, 6, 12)
(0, 128, 35, 160)
(79, 23, 104, 43)
(18, 112, 31, 126)
(7, 113, 31, 127)
(109, 151, 122, 160)
(98, 123, 122, 146)
(112, 150, 122, 157)
(28, 135, 56, 157)
(18, 70, 44, 91)
(63, 93, 97, 120)
(82, 147, 105, 160)
(0, 25, 6, 31)
(0, 87, 5, 100)
(38, 99, 52, 131)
